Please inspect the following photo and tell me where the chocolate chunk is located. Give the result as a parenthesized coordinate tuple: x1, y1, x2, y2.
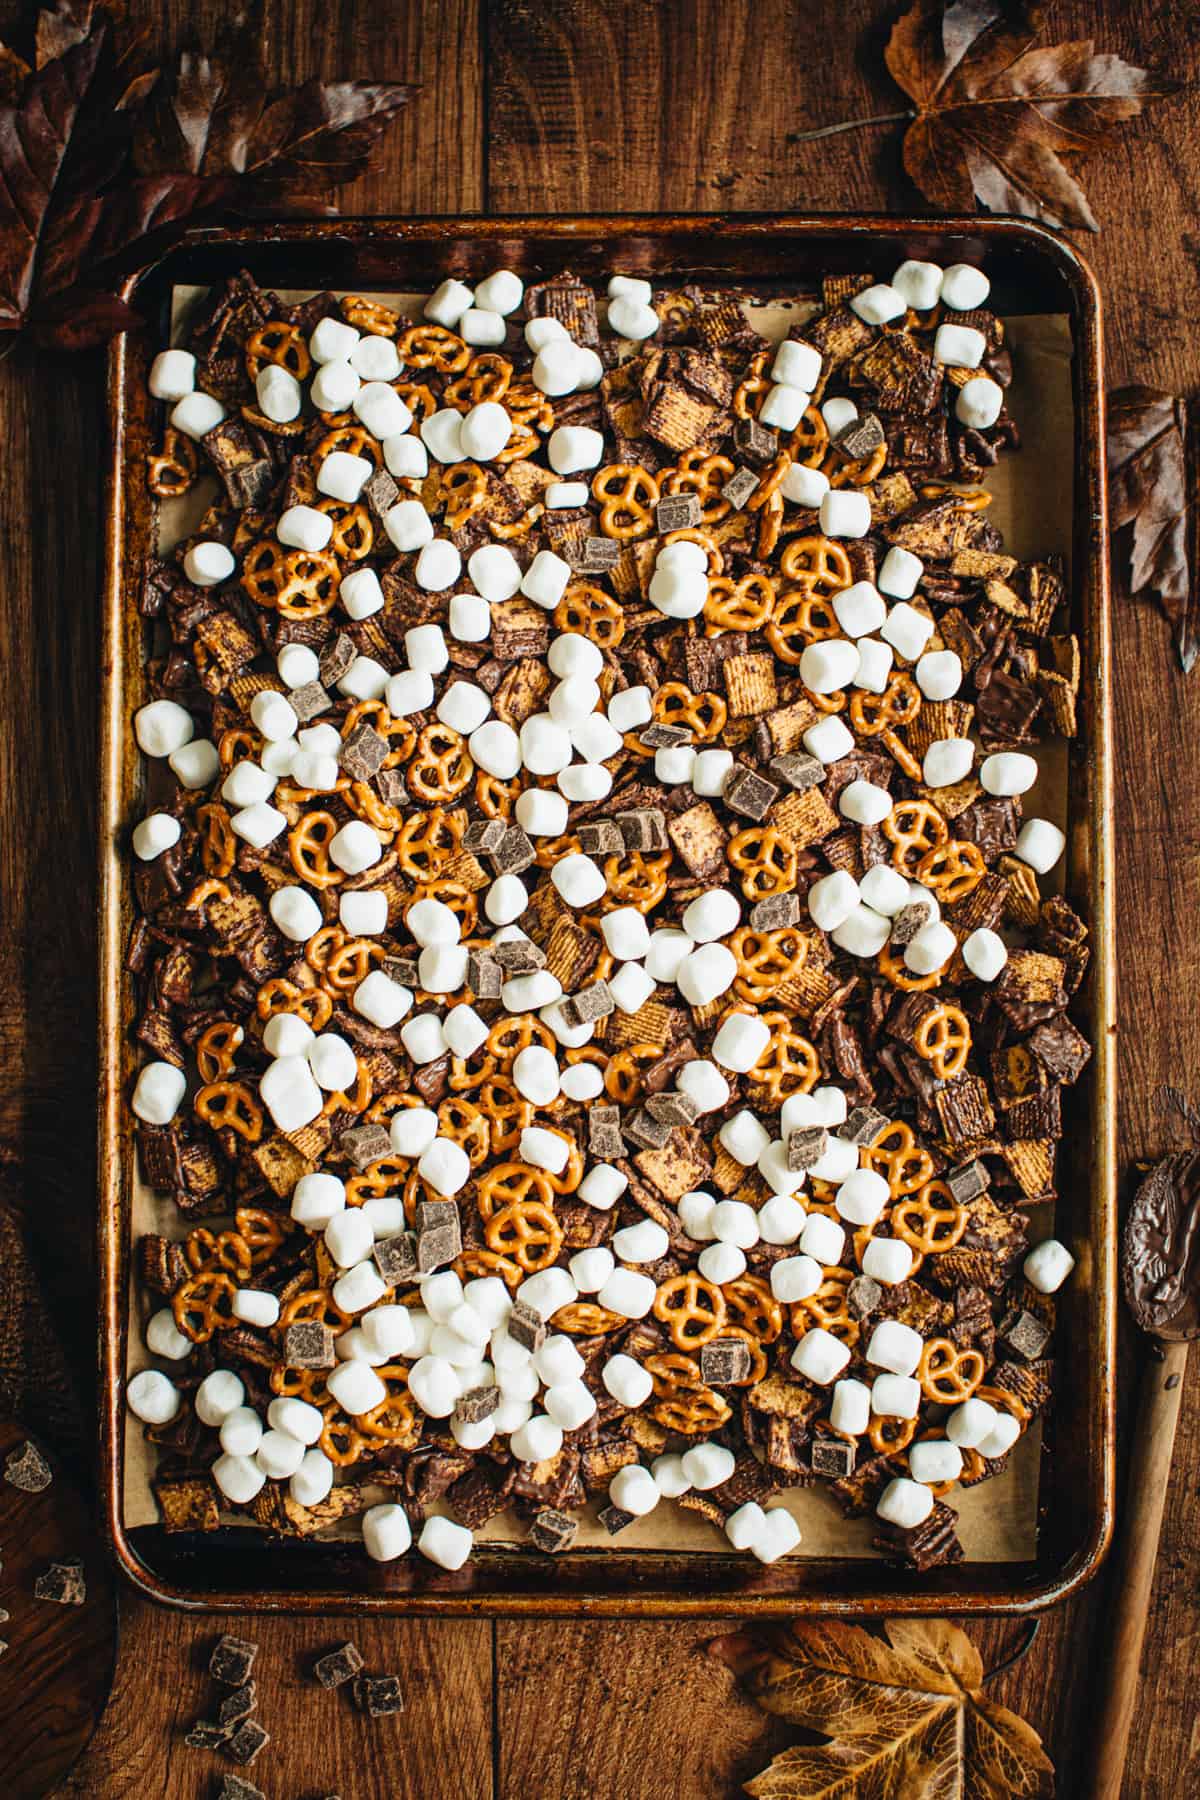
(530, 1507, 579, 1553)
(218, 1778, 266, 1800)
(4, 1440, 52, 1493)
(644, 1090, 700, 1127)
(999, 1309, 1052, 1362)
(225, 1718, 270, 1765)
(363, 466, 400, 519)
(340, 1123, 393, 1171)
(624, 1108, 672, 1150)
(890, 901, 933, 947)
(733, 417, 779, 466)
(492, 825, 536, 875)
(507, 1298, 547, 1353)
(339, 721, 389, 781)
(381, 955, 419, 987)
(655, 492, 703, 533)
(314, 1641, 365, 1689)
(287, 679, 331, 723)
(578, 819, 626, 855)
(454, 1385, 501, 1425)
(839, 1105, 889, 1147)
(833, 410, 885, 460)
(581, 536, 622, 572)
(375, 767, 408, 806)
(597, 1503, 635, 1536)
(464, 950, 502, 1001)
(700, 1337, 752, 1386)
(185, 1720, 232, 1749)
(355, 1673, 405, 1717)
(722, 466, 761, 511)
(638, 723, 692, 751)
(217, 1682, 257, 1727)
(210, 1634, 259, 1687)
(811, 1437, 856, 1479)
(588, 1103, 625, 1159)
(464, 818, 507, 854)
(563, 979, 614, 1025)
(1027, 1015, 1091, 1084)
(769, 752, 824, 792)
(34, 1559, 85, 1605)
(413, 1054, 452, 1105)
(319, 631, 356, 686)
(283, 1322, 336, 1369)
(416, 1198, 459, 1233)
(417, 1215, 461, 1273)
(723, 764, 778, 821)
(847, 1274, 882, 1319)
(946, 1159, 990, 1204)
(616, 807, 672, 852)
(750, 893, 801, 931)
(373, 1232, 418, 1286)
(786, 1126, 828, 1170)
(492, 938, 546, 972)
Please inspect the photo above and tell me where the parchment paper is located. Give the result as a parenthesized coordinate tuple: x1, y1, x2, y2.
(124, 289, 1074, 1563)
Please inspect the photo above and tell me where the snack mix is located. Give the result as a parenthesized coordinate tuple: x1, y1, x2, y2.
(126, 257, 1089, 1572)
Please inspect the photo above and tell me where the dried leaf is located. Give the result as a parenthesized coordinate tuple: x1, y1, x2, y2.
(1107, 385, 1196, 672)
(886, 0, 1177, 231)
(36, 0, 97, 68)
(711, 1618, 1055, 1798)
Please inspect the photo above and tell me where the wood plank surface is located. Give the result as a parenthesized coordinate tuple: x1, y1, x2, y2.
(0, 0, 1198, 1793)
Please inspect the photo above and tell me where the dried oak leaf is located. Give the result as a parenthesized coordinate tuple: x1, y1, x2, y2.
(885, 0, 1176, 232)
(710, 1618, 1054, 1798)
(1107, 386, 1196, 671)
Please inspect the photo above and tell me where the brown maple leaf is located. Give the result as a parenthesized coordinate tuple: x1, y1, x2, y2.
(1107, 386, 1197, 672)
(884, 0, 1176, 232)
(710, 1618, 1054, 1798)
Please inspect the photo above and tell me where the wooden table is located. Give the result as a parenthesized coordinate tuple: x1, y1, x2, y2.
(1, 2, 1195, 1793)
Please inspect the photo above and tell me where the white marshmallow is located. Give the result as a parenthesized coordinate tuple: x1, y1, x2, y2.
(127, 1368, 180, 1424)
(821, 397, 858, 434)
(545, 1380, 597, 1431)
(752, 1507, 803, 1564)
(781, 462, 830, 507)
(290, 1171, 345, 1230)
(269, 885, 323, 944)
(484, 874, 528, 927)
(219, 1406, 263, 1456)
(519, 1126, 570, 1175)
(355, 382, 412, 440)
(383, 431, 427, 479)
(916, 650, 963, 700)
(602, 1353, 652, 1407)
(146, 1308, 192, 1361)
(419, 1137, 471, 1197)
(711, 1013, 770, 1076)
(676, 942, 737, 1007)
(698, 1242, 745, 1285)
(533, 340, 585, 395)
(1015, 818, 1065, 874)
(865, 1319, 923, 1377)
(833, 904, 892, 959)
(1024, 1238, 1076, 1294)
(349, 334, 402, 381)
(800, 1212, 846, 1267)
(909, 1439, 964, 1485)
(770, 1254, 823, 1303)
(290, 1448, 335, 1507)
(833, 580, 886, 638)
(407, 1355, 462, 1419)
(229, 801, 287, 849)
(569, 1247, 615, 1292)
(655, 745, 696, 785)
(947, 1397, 999, 1449)
(804, 714, 855, 764)
(135, 699, 193, 758)
(353, 970, 413, 1030)
(881, 601, 934, 662)
(149, 348, 196, 401)
(800, 638, 860, 693)
(681, 1442, 736, 1490)
(169, 392, 225, 441)
(760, 383, 811, 432)
(980, 751, 1038, 797)
(719, 1109, 771, 1167)
(652, 1453, 692, 1500)
(511, 1414, 564, 1463)
(891, 259, 943, 311)
(850, 283, 906, 325)
(609, 963, 655, 1018)
(853, 637, 895, 695)
(791, 1328, 852, 1385)
(756, 1193, 807, 1246)
(878, 545, 924, 600)
(310, 316, 360, 364)
(551, 851, 607, 908)
(678, 1190, 717, 1240)
(597, 1267, 656, 1320)
(940, 262, 991, 309)
(548, 425, 605, 474)
(877, 1477, 934, 1528)
(339, 655, 390, 703)
(608, 295, 659, 340)
(475, 269, 524, 314)
(310, 359, 360, 413)
(933, 322, 986, 368)
(183, 541, 235, 588)
(682, 888, 740, 943)
(521, 713, 574, 774)
(560, 1061, 603, 1101)
(256, 363, 302, 423)
(424, 278, 474, 327)
(579, 1165, 627, 1211)
(608, 275, 653, 303)
(384, 498, 435, 553)
(646, 929, 697, 984)
(307, 1032, 358, 1094)
(957, 376, 1004, 429)
(328, 821, 382, 876)
(232, 1289, 280, 1328)
(212, 1453, 265, 1505)
(808, 870, 860, 933)
(772, 338, 822, 390)
(978, 1413, 1023, 1460)
(830, 1376, 871, 1437)
(904, 920, 957, 977)
(923, 737, 974, 788)
(862, 1237, 915, 1285)
(132, 812, 181, 861)
(871, 1373, 921, 1418)
(339, 890, 388, 936)
(416, 539, 463, 592)
(363, 1502, 413, 1562)
(840, 780, 893, 826)
(613, 1219, 670, 1265)
(131, 1060, 186, 1125)
(317, 449, 372, 503)
(962, 927, 1008, 982)
(607, 1463, 661, 1517)
(256, 1429, 306, 1479)
(450, 592, 491, 641)
(196, 1370, 245, 1427)
(835, 1168, 890, 1226)
(324, 1207, 374, 1271)
(421, 406, 467, 465)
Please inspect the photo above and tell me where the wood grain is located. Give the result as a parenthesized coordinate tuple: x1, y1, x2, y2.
(0, 0, 1198, 1793)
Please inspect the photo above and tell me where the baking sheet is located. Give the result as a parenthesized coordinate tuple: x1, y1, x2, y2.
(123, 290, 1074, 1563)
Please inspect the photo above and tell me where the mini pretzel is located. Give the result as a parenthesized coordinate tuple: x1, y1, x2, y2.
(745, 452, 792, 512)
(437, 1095, 491, 1167)
(604, 851, 670, 913)
(861, 1120, 936, 1197)
(504, 376, 555, 430)
(721, 1274, 783, 1344)
(217, 726, 261, 771)
(552, 1302, 625, 1335)
(345, 781, 404, 834)
(554, 582, 625, 646)
(320, 1416, 367, 1467)
(733, 350, 770, 418)
(746, 1011, 820, 1102)
(397, 324, 472, 372)
(475, 1160, 554, 1221)
(652, 1273, 727, 1350)
(604, 1043, 662, 1105)
(778, 534, 854, 598)
(280, 1287, 352, 1332)
(345, 1156, 409, 1208)
(652, 1390, 732, 1434)
(877, 944, 941, 993)
(245, 321, 311, 380)
(486, 1016, 556, 1067)
(650, 682, 727, 742)
(730, 926, 809, 1002)
(340, 294, 400, 336)
(195, 1021, 244, 1083)
(704, 571, 776, 634)
(918, 1338, 985, 1404)
(827, 440, 887, 487)
(286, 811, 346, 889)
(791, 1267, 858, 1345)
(915, 839, 985, 904)
(787, 405, 829, 467)
(975, 1383, 1030, 1427)
(172, 1271, 237, 1343)
(727, 826, 799, 900)
(269, 1365, 332, 1407)
(849, 674, 921, 736)
(660, 526, 724, 574)
(183, 877, 230, 916)
(396, 806, 462, 878)
(476, 1077, 532, 1153)
(315, 424, 381, 467)
(919, 482, 992, 510)
(196, 802, 236, 877)
(407, 723, 472, 802)
(441, 463, 489, 528)
(358, 1367, 418, 1443)
(443, 352, 513, 409)
(194, 1080, 263, 1143)
(256, 978, 333, 1032)
(393, 379, 438, 421)
(235, 1207, 290, 1266)
(869, 1414, 916, 1455)
(591, 464, 660, 539)
(146, 427, 198, 497)
(766, 590, 838, 664)
(321, 1063, 372, 1118)
(322, 938, 386, 995)
(913, 1003, 972, 1080)
(533, 831, 582, 871)
(882, 798, 949, 876)
(475, 771, 520, 820)
(485, 1199, 564, 1273)
(185, 1227, 251, 1282)
(893, 1181, 968, 1256)
(455, 1247, 524, 1290)
(663, 450, 736, 522)
(316, 498, 374, 562)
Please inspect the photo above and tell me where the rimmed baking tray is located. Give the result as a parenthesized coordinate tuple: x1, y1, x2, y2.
(98, 213, 1114, 1615)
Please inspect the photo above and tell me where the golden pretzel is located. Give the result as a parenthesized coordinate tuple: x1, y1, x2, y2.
(195, 803, 236, 878)
(319, 1416, 368, 1467)
(704, 571, 776, 634)
(915, 839, 985, 905)
(893, 1181, 969, 1256)
(146, 427, 198, 497)
(396, 806, 462, 878)
(651, 681, 727, 742)
(441, 463, 488, 529)
(728, 826, 798, 901)
(245, 321, 311, 380)
(443, 352, 513, 409)
(849, 674, 921, 736)
(877, 944, 942, 993)
(869, 1414, 916, 1455)
(316, 498, 374, 562)
(475, 1161, 554, 1222)
(730, 926, 809, 1003)
(604, 1043, 662, 1105)
(882, 798, 949, 876)
(485, 1199, 564, 1273)
(663, 449, 736, 523)
(552, 1302, 625, 1335)
(172, 1271, 237, 1343)
(397, 324, 471, 372)
(195, 1021, 244, 1083)
(604, 851, 670, 913)
(554, 582, 625, 646)
(185, 1227, 251, 1283)
(918, 1338, 986, 1405)
(652, 1273, 727, 1350)
(913, 1004, 971, 1080)
(722, 1274, 783, 1344)
(653, 1390, 732, 1434)
(766, 590, 838, 664)
(194, 1080, 263, 1143)
(778, 534, 854, 597)
(314, 424, 381, 467)
(288, 812, 346, 889)
(486, 1016, 556, 1067)
(256, 979, 333, 1032)
(787, 405, 829, 468)
(455, 1248, 524, 1291)
(861, 1120, 936, 1197)
(746, 1012, 821, 1103)
(407, 723, 473, 802)
(733, 350, 770, 419)
(358, 1367, 418, 1444)
(340, 295, 400, 337)
(745, 452, 792, 512)
(591, 464, 660, 539)
(476, 1076, 532, 1153)
(827, 440, 887, 487)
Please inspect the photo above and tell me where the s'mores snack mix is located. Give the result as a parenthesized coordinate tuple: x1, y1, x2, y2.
(126, 258, 1088, 1572)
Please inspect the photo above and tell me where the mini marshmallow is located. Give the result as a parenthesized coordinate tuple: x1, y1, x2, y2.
(681, 1442, 736, 1490)
(212, 1454, 266, 1505)
(269, 885, 324, 944)
(511, 1414, 564, 1463)
(309, 316, 360, 364)
(800, 1211, 846, 1267)
(437, 680, 491, 737)
(609, 962, 656, 1016)
(649, 561, 709, 620)
(719, 1109, 771, 1167)
(545, 1380, 597, 1431)
(711, 1012, 770, 1073)
(753, 1507, 803, 1565)
(558, 764, 611, 804)
(881, 600, 935, 662)
(980, 751, 1038, 797)
(167, 736, 219, 790)
(127, 1369, 180, 1424)
(840, 779, 893, 827)
(613, 1219, 671, 1265)
(131, 1060, 186, 1125)
(904, 920, 957, 977)
(853, 636, 894, 695)
(416, 538, 463, 592)
(651, 1453, 691, 1500)
(317, 449, 373, 504)
(1015, 818, 1065, 874)
(349, 333, 402, 381)
(339, 655, 389, 703)
(877, 545, 924, 601)
(656, 539, 708, 572)
(800, 637, 860, 694)
(808, 869, 860, 933)
(406, 1355, 462, 1419)
(578, 1165, 627, 1212)
(384, 499, 435, 553)
(810, 1134, 859, 1185)
(876, 1477, 934, 1529)
(328, 821, 382, 875)
(339, 890, 388, 936)
(229, 801, 287, 849)
(533, 340, 585, 396)
(560, 1062, 603, 1101)
(978, 1413, 1022, 1460)
(598, 1267, 657, 1320)
(957, 375, 1004, 429)
(521, 713, 574, 775)
(267, 1396, 325, 1447)
(602, 1353, 653, 1407)
(324, 1208, 374, 1271)
(909, 1439, 964, 1485)
(833, 580, 886, 639)
(835, 1168, 890, 1227)
(569, 713, 622, 764)
(421, 1272, 466, 1322)
(770, 1254, 823, 1303)
(947, 1397, 999, 1449)
(170, 391, 225, 440)
(655, 745, 696, 785)
(569, 1247, 615, 1292)
(222, 757, 277, 805)
(149, 348, 196, 401)
(308, 1032, 358, 1096)
(533, 1335, 586, 1387)
(310, 359, 360, 412)
(933, 322, 986, 368)
(676, 942, 737, 1007)
(425, 278, 475, 327)
(256, 363, 302, 422)
(233, 1288, 281, 1328)
(608, 275, 653, 302)
(475, 269, 524, 314)
(388, 1109, 439, 1159)
(551, 851, 607, 908)
(135, 698, 193, 758)
(146, 1308, 192, 1361)
(196, 1369, 245, 1427)
(819, 489, 871, 538)
(353, 970, 413, 1030)
(443, 1004, 489, 1059)
(962, 927, 1008, 982)
(1024, 1238, 1076, 1294)
(549, 633, 604, 680)
(609, 1464, 660, 1518)
(871, 1373, 921, 1419)
(608, 295, 659, 340)
(183, 540, 235, 588)
(132, 812, 182, 861)
(862, 1237, 915, 1286)
(822, 396, 858, 434)
(698, 1241, 745, 1284)
(865, 1319, 923, 1377)
(830, 1376, 871, 1437)
(891, 259, 943, 311)
(682, 888, 740, 943)
(678, 1190, 717, 1240)
(760, 383, 812, 431)
(363, 1501, 413, 1562)
(916, 649, 963, 700)
(548, 424, 605, 474)
(383, 431, 427, 479)
(458, 399, 512, 461)
(503, 971, 562, 1012)
(756, 1194, 807, 1246)
(791, 1328, 852, 1385)
(940, 262, 991, 309)
(519, 1126, 570, 1175)
(290, 1171, 346, 1231)
(290, 1448, 335, 1507)
(419, 1136, 471, 1197)
(772, 338, 822, 390)
(256, 1429, 307, 1480)
(832, 904, 892, 959)
(923, 737, 974, 788)
(355, 381, 412, 439)
(850, 282, 906, 325)
(219, 1406, 263, 1457)
(646, 929, 697, 984)
(484, 874, 529, 927)
(450, 592, 491, 641)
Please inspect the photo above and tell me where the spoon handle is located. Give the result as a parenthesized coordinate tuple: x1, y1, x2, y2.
(1089, 1337, 1190, 1799)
